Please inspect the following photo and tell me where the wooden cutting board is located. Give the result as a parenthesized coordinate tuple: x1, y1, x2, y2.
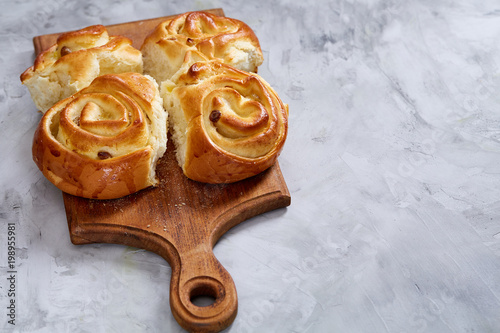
(32, 8, 291, 333)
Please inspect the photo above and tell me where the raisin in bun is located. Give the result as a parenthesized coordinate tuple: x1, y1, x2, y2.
(32, 73, 167, 199)
(141, 11, 264, 84)
(21, 25, 143, 113)
(161, 60, 288, 183)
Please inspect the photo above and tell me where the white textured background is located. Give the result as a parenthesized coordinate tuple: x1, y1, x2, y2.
(1, 0, 500, 332)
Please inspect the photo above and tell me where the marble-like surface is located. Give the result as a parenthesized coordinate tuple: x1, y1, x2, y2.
(1, 0, 500, 332)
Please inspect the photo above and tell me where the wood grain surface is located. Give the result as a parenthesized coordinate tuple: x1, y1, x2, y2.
(32, 8, 291, 333)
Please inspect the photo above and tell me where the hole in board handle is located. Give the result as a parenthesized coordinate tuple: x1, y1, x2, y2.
(190, 284, 218, 308)
(191, 295, 217, 307)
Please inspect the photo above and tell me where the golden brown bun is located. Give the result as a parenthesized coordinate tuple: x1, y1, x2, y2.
(21, 25, 143, 113)
(32, 73, 167, 199)
(141, 11, 264, 83)
(161, 60, 288, 183)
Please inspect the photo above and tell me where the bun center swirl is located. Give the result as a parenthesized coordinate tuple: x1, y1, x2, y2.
(202, 78, 277, 158)
(63, 94, 129, 136)
(171, 12, 237, 39)
(206, 88, 269, 138)
(173, 61, 287, 160)
(50, 74, 157, 161)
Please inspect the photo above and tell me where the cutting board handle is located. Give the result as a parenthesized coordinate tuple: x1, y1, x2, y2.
(170, 245, 237, 332)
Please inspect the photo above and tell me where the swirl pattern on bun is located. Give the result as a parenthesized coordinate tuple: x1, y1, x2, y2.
(32, 73, 167, 199)
(141, 11, 264, 83)
(161, 60, 288, 183)
(21, 25, 143, 113)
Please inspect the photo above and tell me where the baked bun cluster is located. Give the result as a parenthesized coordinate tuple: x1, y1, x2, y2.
(141, 11, 263, 83)
(21, 25, 143, 113)
(32, 73, 167, 199)
(23, 11, 287, 199)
